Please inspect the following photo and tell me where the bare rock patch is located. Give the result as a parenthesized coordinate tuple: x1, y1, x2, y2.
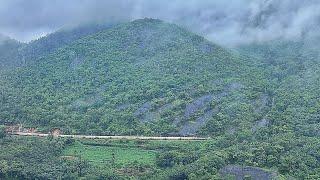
(220, 165, 277, 180)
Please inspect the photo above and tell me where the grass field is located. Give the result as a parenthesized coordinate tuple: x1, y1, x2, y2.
(63, 142, 157, 167)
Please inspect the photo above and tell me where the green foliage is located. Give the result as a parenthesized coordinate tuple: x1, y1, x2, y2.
(0, 137, 67, 179)
(0, 125, 5, 139)
(156, 152, 176, 168)
(63, 142, 156, 167)
(0, 18, 267, 137)
(0, 35, 23, 69)
(0, 19, 319, 179)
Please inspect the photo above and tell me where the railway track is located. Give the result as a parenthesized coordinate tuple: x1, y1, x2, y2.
(11, 132, 209, 141)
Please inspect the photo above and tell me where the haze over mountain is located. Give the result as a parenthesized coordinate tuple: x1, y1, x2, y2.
(0, 34, 23, 69)
(1, 0, 319, 45)
(0, 23, 113, 69)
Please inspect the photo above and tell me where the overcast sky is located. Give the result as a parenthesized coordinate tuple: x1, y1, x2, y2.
(0, 0, 319, 45)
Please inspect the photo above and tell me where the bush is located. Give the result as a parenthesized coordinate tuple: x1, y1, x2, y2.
(156, 152, 175, 168)
(0, 126, 6, 139)
(65, 137, 75, 145)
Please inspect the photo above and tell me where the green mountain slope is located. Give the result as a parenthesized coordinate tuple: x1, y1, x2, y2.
(0, 34, 23, 69)
(0, 19, 268, 136)
(20, 23, 114, 64)
(238, 39, 320, 137)
(1, 19, 319, 179)
(0, 24, 113, 70)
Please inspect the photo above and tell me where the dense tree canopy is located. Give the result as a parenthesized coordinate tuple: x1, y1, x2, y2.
(0, 19, 319, 179)
(0, 125, 5, 139)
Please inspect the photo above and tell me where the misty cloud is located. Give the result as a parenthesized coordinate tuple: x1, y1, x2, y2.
(0, 0, 319, 45)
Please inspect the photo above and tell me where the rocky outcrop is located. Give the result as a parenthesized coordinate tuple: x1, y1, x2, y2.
(252, 118, 270, 132)
(179, 108, 218, 136)
(220, 165, 277, 180)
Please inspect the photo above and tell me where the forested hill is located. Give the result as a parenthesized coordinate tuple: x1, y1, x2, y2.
(0, 23, 113, 70)
(0, 34, 23, 69)
(20, 23, 114, 64)
(0, 18, 319, 178)
(238, 39, 320, 137)
(0, 18, 269, 136)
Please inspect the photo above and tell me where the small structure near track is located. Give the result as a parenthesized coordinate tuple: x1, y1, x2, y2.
(5, 124, 37, 134)
(5, 124, 22, 133)
(50, 128, 62, 137)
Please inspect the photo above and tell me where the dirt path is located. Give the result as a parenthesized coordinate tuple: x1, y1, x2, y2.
(11, 132, 209, 141)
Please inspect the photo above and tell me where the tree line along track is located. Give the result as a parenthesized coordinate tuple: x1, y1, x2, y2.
(11, 132, 209, 141)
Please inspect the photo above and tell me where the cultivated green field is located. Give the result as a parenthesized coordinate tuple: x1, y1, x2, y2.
(63, 142, 157, 167)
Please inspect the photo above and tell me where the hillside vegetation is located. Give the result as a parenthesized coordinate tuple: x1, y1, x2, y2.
(0, 19, 319, 179)
(0, 35, 23, 69)
(0, 19, 268, 137)
(0, 24, 113, 70)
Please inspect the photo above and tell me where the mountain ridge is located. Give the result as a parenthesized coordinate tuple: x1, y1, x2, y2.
(1, 18, 268, 136)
